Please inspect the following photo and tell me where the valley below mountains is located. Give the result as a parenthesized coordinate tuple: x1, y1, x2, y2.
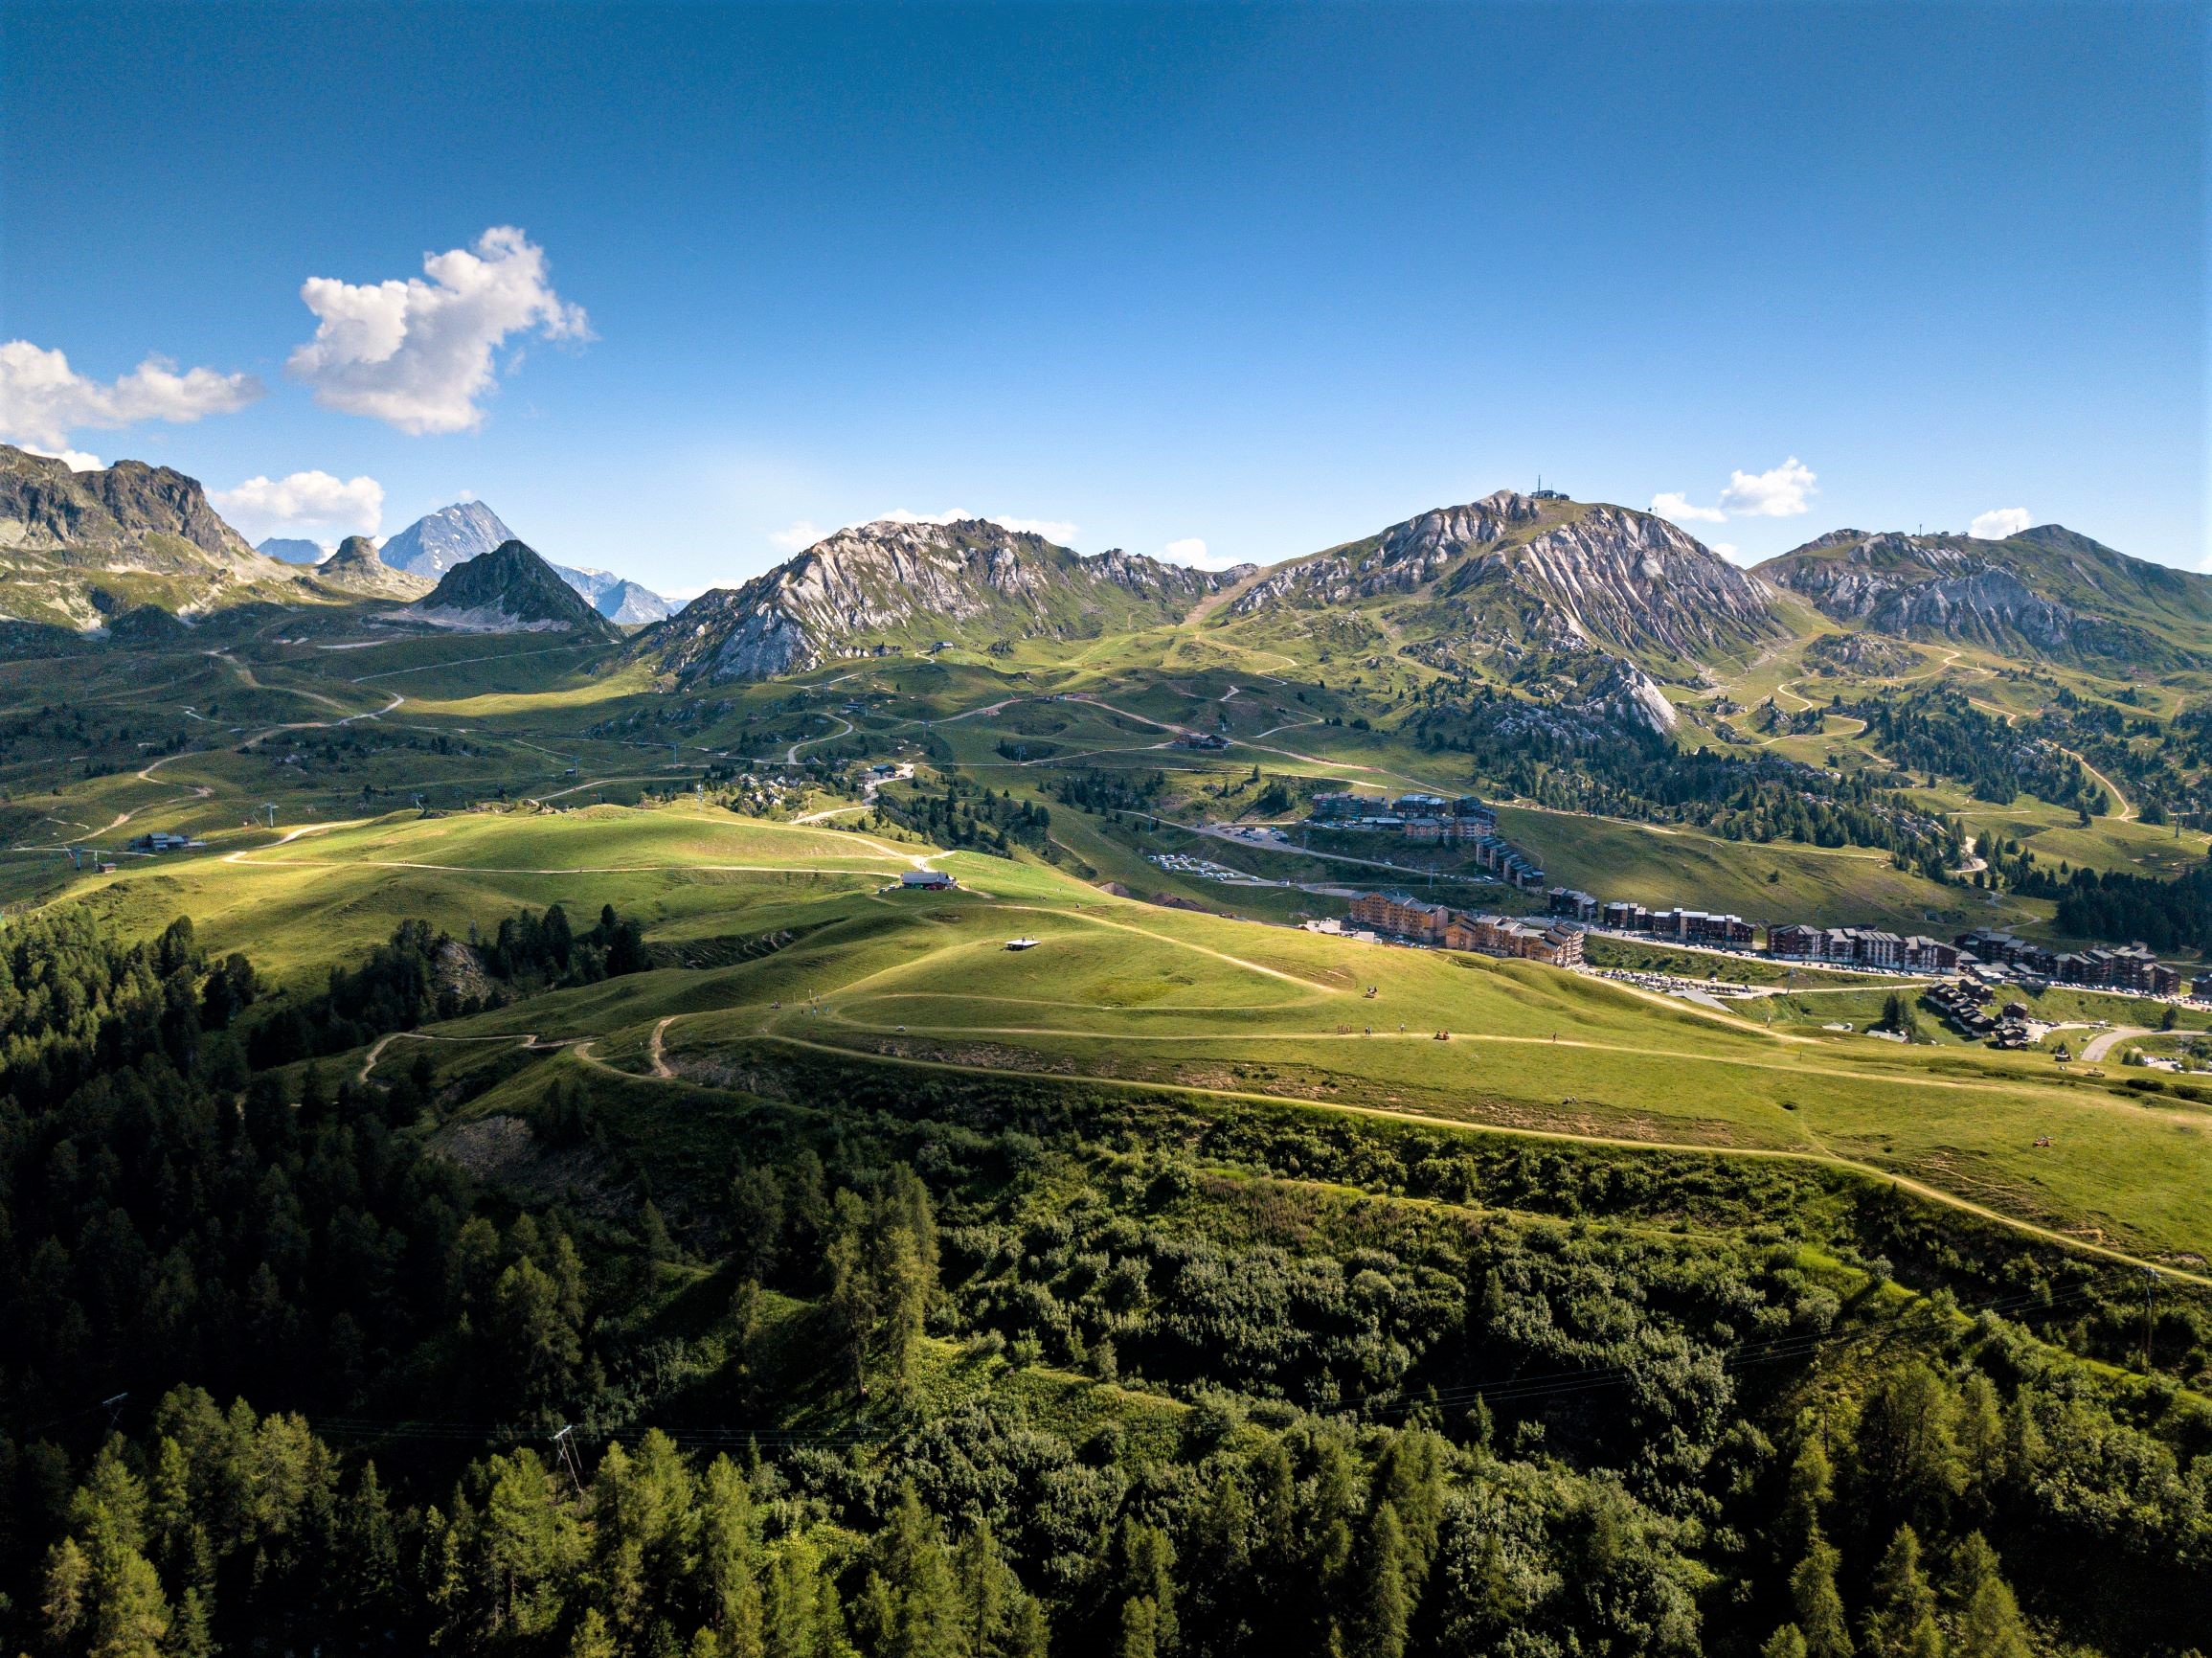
(7, 448, 2212, 1658)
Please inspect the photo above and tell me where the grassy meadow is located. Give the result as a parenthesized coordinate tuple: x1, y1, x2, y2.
(12, 612, 2212, 1276)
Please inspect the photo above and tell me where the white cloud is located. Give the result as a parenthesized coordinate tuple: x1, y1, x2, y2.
(770, 519, 826, 552)
(286, 226, 591, 435)
(212, 470, 385, 538)
(991, 515, 1080, 544)
(1719, 456, 1817, 517)
(23, 444, 104, 471)
(1711, 542, 1742, 561)
(875, 507, 977, 527)
(1161, 535, 1241, 571)
(866, 509, 1078, 544)
(0, 340, 262, 450)
(1650, 490, 1727, 525)
(1970, 507, 2032, 541)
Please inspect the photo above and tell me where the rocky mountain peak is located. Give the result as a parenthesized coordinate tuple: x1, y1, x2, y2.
(1228, 492, 1783, 670)
(1756, 524, 2212, 668)
(637, 517, 1244, 683)
(390, 539, 618, 639)
(378, 500, 519, 578)
(0, 443, 256, 560)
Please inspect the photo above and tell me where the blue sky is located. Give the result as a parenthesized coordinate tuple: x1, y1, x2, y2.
(2, 1, 2203, 590)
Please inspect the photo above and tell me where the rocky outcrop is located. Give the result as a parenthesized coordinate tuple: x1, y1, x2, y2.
(0, 444, 259, 561)
(1232, 491, 1786, 668)
(1572, 655, 1680, 735)
(1757, 528, 2209, 667)
(305, 535, 434, 602)
(387, 541, 619, 639)
(640, 519, 1246, 683)
(0, 445, 317, 628)
(1230, 493, 1543, 610)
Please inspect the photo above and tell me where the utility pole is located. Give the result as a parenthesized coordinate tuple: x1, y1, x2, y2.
(552, 1425, 587, 1496)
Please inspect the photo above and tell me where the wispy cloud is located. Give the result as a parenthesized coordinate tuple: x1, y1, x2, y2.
(0, 340, 261, 450)
(287, 226, 590, 435)
(770, 519, 825, 552)
(24, 445, 104, 471)
(1652, 457, 1818, 530)
(990, 515, 1079, 544)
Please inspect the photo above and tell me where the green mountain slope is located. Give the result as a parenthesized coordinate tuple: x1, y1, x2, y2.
(1755, 524, 2212, 668)
(636, 517, 1247, 682)
(0, 443, 320, 628)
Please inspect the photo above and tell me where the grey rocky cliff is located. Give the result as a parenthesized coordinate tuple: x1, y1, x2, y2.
(378, 500, 519, 578)
(1232, 490, 1784, 665)
(641, 518, 1247, 683)
(0, 444, 259, 562)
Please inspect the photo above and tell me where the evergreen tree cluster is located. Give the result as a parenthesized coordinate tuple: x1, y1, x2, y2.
(247, 904, 648, 1066)
(878, 781, 1050, 857)
(2053, 859, 2212, 953)
(4, 912, 2212, 1655)
(1046, 770, 1166, 818)
(1402, 693, 1959, 874)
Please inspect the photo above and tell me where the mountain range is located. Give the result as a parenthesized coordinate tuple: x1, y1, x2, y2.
(1753, 524, 2212, 670)
(12, 440, 2212, 703)
(634, 516, 1247, 683)
(387, 540, 621, 640)
(377, 500, 670, 623)
(257, 536, 328, 565)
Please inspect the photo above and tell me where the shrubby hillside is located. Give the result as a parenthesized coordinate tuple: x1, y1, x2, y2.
(2, 909, 2208, 1656)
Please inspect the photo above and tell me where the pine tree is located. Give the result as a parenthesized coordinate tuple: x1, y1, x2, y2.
(824, 1190, 876, 1396)
(1007, 1595, 1050, 1658)
(1855, 1366, 1965, 1534)
(1765, 1627, 1811, 1658)
(572, 1607, 621, 1658)
(1948, 1533, 2031, 1658)
(699, 1454, 766, 1656)
(860, 1486, 961, 1658)
(872, 1169, 938, 1398)
(956, 1520, 1018, 1657)
(1863, 1526, 1943, 1658)
(1117, 1518, 1179, 1658)
(342, 1460, 401, 1621)
(1782, 1436, 1832, 1557)
(765, 1533, 832, 1658)
(1791, 1535, 1854, 1658)
(42, 1534, 89, 1647)
(1353, 1501, 1411, 1658)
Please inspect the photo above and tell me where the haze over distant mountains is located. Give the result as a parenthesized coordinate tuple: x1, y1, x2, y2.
(257, 536, 328, 565)
(378, 500, 671, 623)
